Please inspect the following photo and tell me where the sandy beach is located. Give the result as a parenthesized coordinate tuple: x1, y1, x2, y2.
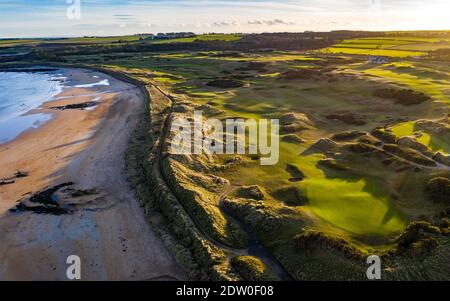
(0, 68, 185, 280)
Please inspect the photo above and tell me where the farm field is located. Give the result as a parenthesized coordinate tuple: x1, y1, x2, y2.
(321, 37, 450, 57)
(151, 33, 242, 44)
(0, 35, 151, 48)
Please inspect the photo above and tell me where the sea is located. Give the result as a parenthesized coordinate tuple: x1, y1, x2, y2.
(0, 71, 64, 143)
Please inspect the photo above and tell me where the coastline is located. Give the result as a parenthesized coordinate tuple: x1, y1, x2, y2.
(0, 67, 185, 280)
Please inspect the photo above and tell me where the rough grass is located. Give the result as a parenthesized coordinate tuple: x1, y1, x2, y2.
(231, 256, 279, 281)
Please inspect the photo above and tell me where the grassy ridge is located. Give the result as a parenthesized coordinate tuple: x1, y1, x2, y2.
(151, 34, 241, 44)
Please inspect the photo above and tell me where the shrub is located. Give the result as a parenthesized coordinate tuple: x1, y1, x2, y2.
(317, 159, 350, 171)
(344, 142, 379, 154)
(293, 230, 365, 260)
(404, 238, 440, 257)
(383, 144, 436, 166)
(331, 131, 367, 142)
(396, 221, 441, 256)
(426, 177, 450, 204)
(325, 112, 366, 126)
(272, 186, 307, 206)
(206, 78, 244, 88)
(371, 128, 397, 144)
(235, 185, 266, 201)
(285, 164, 305, 181)
(278, 69, 321, 80)
(374, 88, 431, 106)
(281, 134, 305, 144)
(231, 256, 279, 281)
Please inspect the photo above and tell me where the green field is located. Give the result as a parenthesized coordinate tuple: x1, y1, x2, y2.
(321, 37, 450, 57)
(0, 35, 150, 48)
(151, 34, 241, 44)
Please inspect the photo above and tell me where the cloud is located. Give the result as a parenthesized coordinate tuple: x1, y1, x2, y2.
(211, 20, 240, 27)
(208, 18, 296, 28)
(2, 0, 449, 38)
(247, 19, 296, 26)
(113, 14, 136, 20)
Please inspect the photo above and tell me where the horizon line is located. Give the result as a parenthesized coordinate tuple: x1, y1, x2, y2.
(2, 28, 450, 40)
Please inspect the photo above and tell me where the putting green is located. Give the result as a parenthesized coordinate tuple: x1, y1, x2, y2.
(305, 177, 406, 237)
(288, 153, 407, 237)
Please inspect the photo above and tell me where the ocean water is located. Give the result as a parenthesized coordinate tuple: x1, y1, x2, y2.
(0, 71, 64, 143)
(0, 113, 53, 143)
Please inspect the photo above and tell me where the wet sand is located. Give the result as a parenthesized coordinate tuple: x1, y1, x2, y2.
(0, 68, 186, 280)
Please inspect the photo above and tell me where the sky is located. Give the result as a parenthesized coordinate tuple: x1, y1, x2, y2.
(1, 0, 450, 38)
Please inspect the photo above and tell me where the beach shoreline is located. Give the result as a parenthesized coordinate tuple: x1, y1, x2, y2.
(0, 67, 185, 280)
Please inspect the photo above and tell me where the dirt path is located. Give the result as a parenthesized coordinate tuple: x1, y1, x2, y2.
(0, 68, 186, 280)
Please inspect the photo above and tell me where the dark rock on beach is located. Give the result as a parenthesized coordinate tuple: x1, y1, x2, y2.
(10, 182, 75, 215)
(50, 101, 98, 110)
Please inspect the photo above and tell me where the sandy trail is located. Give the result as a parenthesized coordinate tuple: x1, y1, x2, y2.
(0, 68, 185, 280)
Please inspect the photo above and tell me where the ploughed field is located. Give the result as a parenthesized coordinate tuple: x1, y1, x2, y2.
(64, 48, 450, 280)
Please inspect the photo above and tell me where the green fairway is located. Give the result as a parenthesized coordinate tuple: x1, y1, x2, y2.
(357, 64, 450, 104)
(391, 121, 450, 154)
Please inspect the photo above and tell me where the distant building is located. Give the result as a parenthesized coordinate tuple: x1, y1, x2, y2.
(154, 32, 196, 39)
(137, 33, 154, 40)
(368, 56, 388, 64)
